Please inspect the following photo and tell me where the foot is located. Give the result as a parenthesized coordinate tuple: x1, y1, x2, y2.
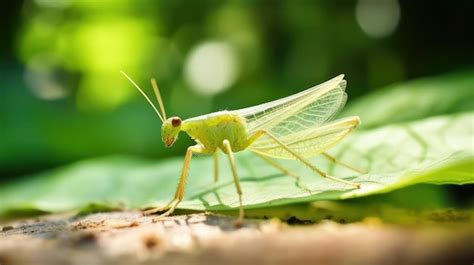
(233, 219, 243, 228)
(143, 205, 169, 216)
(295, 179, 312, 194)
(233, 204, 244, 228)
(143, 199, 180, 216)
(146, 199, 181, 222)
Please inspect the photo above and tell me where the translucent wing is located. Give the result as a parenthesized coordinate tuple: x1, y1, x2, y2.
(235, 74, 347, 138)
(250, 117, 360, 160)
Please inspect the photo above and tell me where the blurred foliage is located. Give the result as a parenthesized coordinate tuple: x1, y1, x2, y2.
(0, 0, 473, 181)
(343, 71, 474, 129)
(1, 74, 472, 216)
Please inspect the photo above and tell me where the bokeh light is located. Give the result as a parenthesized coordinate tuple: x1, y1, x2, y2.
(184, 41, 239, 96)
(24, 54, 68, 100)
(356, 0, 401, 38)
(34, 0, 72, 9)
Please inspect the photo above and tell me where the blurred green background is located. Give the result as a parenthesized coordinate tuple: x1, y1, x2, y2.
(1, 0, 473, 181)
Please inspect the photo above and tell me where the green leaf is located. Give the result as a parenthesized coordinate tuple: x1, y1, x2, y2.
(1, 112, 472, 216)
(342, 71, 474, 129)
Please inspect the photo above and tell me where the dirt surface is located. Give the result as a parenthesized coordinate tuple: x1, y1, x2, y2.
(0, 211, 473, 265)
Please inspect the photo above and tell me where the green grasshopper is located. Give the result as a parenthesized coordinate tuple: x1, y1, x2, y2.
(121, 71, 363, 224)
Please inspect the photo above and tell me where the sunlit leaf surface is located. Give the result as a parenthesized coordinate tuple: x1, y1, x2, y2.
(0, 112, 472, 216)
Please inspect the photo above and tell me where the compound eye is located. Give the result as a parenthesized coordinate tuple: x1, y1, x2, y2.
(171, 118, 181, 127)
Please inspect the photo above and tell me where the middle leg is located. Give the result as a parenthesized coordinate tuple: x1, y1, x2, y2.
(213, 151, 219, 182)
(222, 139, 244, 225)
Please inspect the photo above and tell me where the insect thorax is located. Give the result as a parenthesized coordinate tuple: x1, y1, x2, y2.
(182, 111, 249, 153)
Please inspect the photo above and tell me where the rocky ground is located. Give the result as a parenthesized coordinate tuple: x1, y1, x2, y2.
(0, 209, 473, 265)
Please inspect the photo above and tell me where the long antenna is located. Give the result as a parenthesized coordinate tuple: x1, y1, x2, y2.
(151, 78, 167, 121)
(120, 70, 164, 123)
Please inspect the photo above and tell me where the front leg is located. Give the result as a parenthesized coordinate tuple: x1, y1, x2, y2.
(143, 144, 204, 218)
